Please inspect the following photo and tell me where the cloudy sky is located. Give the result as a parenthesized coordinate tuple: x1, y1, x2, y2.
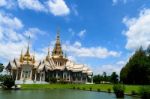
(0, 0, 150, 75)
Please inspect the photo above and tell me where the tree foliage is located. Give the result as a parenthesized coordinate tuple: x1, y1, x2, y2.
(2, 75, 15, 89)
(110, 72, 118, 84)
(0, 63, 4, 73)
(93, 72, 118, 84)
(120, 47, 150, 85)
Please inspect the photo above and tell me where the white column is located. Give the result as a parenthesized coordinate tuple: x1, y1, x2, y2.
(16, 70, 18, 80)
(43, 72, 45, 81)
(56, 71, 58, 79)
(86, 76, 87, 83)
(63, 72, 64, 79)
(30, 70, 32, 80)
(69, 72, 70, 81)
(40, 73, 42, 82)
(91, 75, 93, 83)
(34, 73, 37, 81)
(20, 70, 23, 80)
(81, 75, 83, 83)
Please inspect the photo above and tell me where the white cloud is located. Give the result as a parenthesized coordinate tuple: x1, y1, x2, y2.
(18, 0, 46, 12)
(0, 0, 7, 6)
(0, 13, 23, 30)
(112, 0, 127, 5)
(71, 4, 78, 16)
(0, 11, 47, 65)
(24, 28, 46, 39)
(62, 41, 120, 59)
(0, 0, 71, 16)
(0, 0, 16, 9)
(123, 8, 150, 50)
(94, 60, 126, 75)
(78, 29, 86, 37)
(46, 0, 70, 16)
(0, 12, 24, 41)
(68, 28, 75, 36)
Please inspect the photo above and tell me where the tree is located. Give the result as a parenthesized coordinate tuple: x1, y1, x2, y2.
(2, 75, 15, 89)
(93, 75, 103, 84)
(0, 63, 4, 73)
(120, 47, 150, 84)
(110, 72, 118, 84)
(102, 72, 107, 81)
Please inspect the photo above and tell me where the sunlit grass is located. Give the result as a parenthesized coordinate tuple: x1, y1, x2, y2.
(21, 84, 144, 94)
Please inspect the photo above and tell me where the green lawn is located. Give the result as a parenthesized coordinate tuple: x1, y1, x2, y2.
(21, 84, 145, 95)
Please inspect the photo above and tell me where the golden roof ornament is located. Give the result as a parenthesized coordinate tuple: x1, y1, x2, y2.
(25, 36, 31, 57)
(52, 29, 63, 58)
(32, 54, 35, 64)
(46, 47, 50, 61)
(19, 49, 23, 63)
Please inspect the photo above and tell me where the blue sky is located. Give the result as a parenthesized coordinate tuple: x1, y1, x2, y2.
(1, 0, 150, 75)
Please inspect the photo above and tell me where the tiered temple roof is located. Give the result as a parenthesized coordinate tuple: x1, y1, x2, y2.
(6, 31, 93, 76)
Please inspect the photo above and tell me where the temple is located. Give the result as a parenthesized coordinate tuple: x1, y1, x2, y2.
(6, 30, 93, 84)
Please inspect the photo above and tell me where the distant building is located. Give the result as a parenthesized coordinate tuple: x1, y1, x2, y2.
(6, 31, 93, 84)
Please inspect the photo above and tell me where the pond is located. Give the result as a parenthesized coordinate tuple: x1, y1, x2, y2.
(0, 89, 139, 99)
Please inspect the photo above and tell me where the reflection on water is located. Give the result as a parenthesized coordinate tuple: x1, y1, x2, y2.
(0, 89, 139, 99)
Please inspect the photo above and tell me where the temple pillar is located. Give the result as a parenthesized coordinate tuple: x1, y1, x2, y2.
(85, 76, 87, 83)
(63, 72, 64, 79)
(91, 75, 93, 83)
(16, 70, 18, 80)
(30, 70, 32, 80)
(56, 71, 58, 79)
(20, 70, 23, 80)
(34, 73, 37, 81)
(40, 73, 42, 82)
(69, 72, 70, 81)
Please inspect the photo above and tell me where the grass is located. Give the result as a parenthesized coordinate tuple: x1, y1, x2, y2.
(21, 84, 144, 95)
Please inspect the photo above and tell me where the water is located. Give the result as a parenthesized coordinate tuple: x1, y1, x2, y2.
(0, 89, 139, 99)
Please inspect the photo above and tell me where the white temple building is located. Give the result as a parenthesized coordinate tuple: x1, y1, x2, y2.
(6, 31, 93, 84)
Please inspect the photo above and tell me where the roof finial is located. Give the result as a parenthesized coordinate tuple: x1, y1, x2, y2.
(48, 47, 50, 56)
(25, 35, 30, 56)
(32, 49, 35, 64)
(20, 49, 23, 63)
(56, 27, 60, 43)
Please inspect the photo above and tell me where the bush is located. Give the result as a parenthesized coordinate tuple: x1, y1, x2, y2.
(139, 86, 150, 99)
(59, 79, 68, 84)
(82, 87, 85, 90)
(97, 88, 101, 92)
(113, 84, 125, 98)
(49, 77, 57, 83)
(77, 87, 80, 90)
(89, 87, 92, 91)
(131, 90, 137, 95)
(73, 86, 75, 89)
(108, 88, 111, 93)
(2, 75, 15, 89)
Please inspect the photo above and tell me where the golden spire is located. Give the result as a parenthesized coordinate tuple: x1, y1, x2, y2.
(20, 49, 23, 63)
(52, 28, 63, 57)
(25, 36, 30, 57)
(32, 50, 35, 64)
(46, 47, 50, 61)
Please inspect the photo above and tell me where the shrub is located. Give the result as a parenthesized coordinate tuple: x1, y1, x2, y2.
(77, 87, 80, 90)
(2, 75, 15, 89)
(113, 84, 125, 98)
(49, 77, 57, 83)
(108, 88, 111, 93)
(89, 87, 92, 91)
(73, 86, 75, 89)
(82, 87, 85, 90)
(97, 88, 101, 92)
(131, 90, 137, 95)
(139, 86, 150, 99)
